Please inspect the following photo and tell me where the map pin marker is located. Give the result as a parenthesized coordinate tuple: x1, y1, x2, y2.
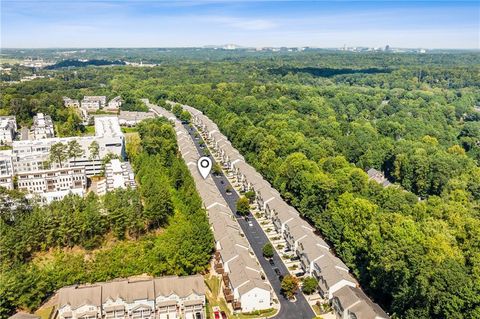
(198, 156, 212, 179)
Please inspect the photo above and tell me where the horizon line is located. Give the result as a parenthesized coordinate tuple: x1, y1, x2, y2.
(1, 46, 479, 50)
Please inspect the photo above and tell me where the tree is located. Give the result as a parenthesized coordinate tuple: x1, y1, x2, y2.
(244, 190, 256, 203)
(236, 196, 250, 216)
(67, 140, 84, 162)
(179, 110, 192, 123)
(88, 141, 100, 174)
(49, 142, 68, 168)
(302, 276, 318, 295)
(212, 163, 222, 176)
(281, 275, 299, 299)
(88, 141, 100, 160)
(262, 243, 274, 258)
(172, 104, 183, 118)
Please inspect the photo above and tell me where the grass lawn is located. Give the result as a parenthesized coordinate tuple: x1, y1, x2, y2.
(83, 125, 96, 136)
(236, 308, 277, 319)
(122, 126, 138, 133)
(204, 275, 232, 318)
(205, 275, 221, 298)
(35, 306, 54, 319)
(312, 304, 322, 315)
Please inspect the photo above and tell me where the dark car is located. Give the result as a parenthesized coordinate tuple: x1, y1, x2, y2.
(273, 267, 281, 277)
(268, 258, 275, 266)
(220, 311, 227, 319)
(245, 216, 250, 222)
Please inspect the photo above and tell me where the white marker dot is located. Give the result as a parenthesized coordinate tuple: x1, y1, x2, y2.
(197, 156, 212, 179)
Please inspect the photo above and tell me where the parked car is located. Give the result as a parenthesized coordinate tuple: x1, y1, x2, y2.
(248, 221, 253, 227)
(273, 267, 281, 277)
(269, 258, 275, 266)
(213, 306, 220, 319)
(245, 216, 250, 222)
(220, 311, 227, 319)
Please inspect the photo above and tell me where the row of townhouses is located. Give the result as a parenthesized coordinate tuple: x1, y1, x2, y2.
(56, 275, 206, 319)
(0, 115, 135, 203)
(64, 96, 122, 114)
(178, 102, 390, 319)
(148, 102, 272, 313)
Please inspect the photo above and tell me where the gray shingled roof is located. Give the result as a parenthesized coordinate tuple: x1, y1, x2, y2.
(334, 285, 389, 319)
(9, 313, 40, 319)
(58, 284, 102, 309)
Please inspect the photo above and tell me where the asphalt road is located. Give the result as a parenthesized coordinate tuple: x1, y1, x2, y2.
(184, 124, 316, 319)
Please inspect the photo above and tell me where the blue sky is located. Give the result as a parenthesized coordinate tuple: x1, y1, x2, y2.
(1, 1, 479, 49)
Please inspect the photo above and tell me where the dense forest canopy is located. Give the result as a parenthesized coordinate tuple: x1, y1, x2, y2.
(1, 49, 479, 319)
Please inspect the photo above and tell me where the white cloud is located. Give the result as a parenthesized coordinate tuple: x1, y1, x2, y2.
(205, 16, 278, 30)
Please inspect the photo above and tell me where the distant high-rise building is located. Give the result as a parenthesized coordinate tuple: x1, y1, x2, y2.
(385, 45, 391, 51)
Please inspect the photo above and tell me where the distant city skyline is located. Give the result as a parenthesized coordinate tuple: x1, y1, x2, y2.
(1, 1, 479, 49)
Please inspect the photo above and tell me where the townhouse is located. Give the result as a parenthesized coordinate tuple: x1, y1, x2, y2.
(118, 111, 155, 126)
(105, 96, 122, 112)
(81, 96, 107, 112)
(63, 97, 80, 108)
(148, 101, 272, 313)
(332, 285, 389, 319)
(178, 101, 389, 319)
(294, 233, 330, 276)
(366, 168, 392, 187)
(57, 275, 206, 319)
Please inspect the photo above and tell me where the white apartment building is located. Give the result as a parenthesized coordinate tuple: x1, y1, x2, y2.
(17, 166, 86, 204)
(103, 159, 136, 193)
(96, 159, 136, 195)
(0, 116, 17, 145)
(0, 150, 14, 189)
(31, 113, 55, 139)
(12, 116, 125, 177)
(81, 96, 107, 112)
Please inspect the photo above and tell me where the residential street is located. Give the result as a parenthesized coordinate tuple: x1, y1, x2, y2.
(183, 124, 316, 319)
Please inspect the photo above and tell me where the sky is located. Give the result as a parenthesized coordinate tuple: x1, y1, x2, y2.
(1, 0, 479, 49)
